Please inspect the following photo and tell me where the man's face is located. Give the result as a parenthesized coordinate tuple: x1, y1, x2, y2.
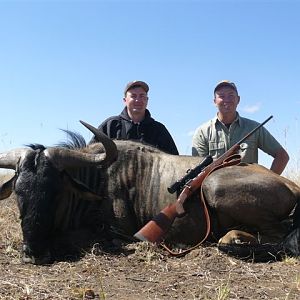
(214, 86, 240, 115)
(124, 87, 148, 114)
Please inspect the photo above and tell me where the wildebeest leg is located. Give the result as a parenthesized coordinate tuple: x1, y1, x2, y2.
(215, 211, 289, 244)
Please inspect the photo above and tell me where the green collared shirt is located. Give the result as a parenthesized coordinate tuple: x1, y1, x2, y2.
(192, 113, 283, 163)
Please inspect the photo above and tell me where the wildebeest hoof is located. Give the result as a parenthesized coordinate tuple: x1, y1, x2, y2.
(22, 245, 53, 265)
(22, 252, 54, 265)
(218, 230, 258, 245)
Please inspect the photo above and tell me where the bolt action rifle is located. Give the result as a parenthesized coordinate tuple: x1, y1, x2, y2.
(167, 155, 213, 195)
(134, 115, 273, 244)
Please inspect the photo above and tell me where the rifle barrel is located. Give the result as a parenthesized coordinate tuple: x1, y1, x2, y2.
(237, 115, 273, 145)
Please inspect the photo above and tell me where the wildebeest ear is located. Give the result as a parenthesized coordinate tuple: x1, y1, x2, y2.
(0, 174, 17, 200)
(62, 171, 102, 202)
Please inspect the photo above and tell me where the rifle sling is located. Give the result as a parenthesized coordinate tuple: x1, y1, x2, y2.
(159, 154, 242, 257)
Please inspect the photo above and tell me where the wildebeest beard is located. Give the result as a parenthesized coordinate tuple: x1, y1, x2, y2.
(14, 145, 108, 264)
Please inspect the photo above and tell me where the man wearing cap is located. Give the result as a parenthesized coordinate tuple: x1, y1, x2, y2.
(192, 80, 289, 174)
(90, 80, 179, 155)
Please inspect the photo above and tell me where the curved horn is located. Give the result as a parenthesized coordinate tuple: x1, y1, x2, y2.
(0, 148, 33, 170)
(79, 120, 117, 158)
(44, 121, 118, 170)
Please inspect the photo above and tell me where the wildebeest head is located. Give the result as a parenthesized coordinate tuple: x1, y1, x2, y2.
(0, 122, 117, 264)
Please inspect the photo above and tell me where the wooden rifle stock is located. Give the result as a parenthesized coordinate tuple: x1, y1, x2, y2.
(134, 115, 273, 244)
(134, 204, 178, 243)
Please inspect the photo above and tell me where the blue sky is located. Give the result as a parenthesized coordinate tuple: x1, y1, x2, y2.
(0, 0, 299, 174)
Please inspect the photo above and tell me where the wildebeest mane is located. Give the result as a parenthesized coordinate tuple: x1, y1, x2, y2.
(55, 129, 162, 153)
(55, 129, 87, 149)
(26, 144, 46, 151)
(26, 128, 163, 156)
(25, 130, 87, 151)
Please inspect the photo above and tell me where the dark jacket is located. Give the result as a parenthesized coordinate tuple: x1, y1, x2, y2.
(90, 108, 179, 155)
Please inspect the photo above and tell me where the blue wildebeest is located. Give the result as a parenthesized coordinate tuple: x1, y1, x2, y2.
(0, 122, 299, 264)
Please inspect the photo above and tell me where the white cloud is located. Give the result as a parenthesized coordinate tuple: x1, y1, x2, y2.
(241, 103, 261, 114)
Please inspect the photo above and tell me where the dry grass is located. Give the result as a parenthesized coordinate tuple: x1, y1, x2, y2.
(0, 176, 300, 299)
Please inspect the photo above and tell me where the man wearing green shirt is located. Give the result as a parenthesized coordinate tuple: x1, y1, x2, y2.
(192, 80, 289, 175)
